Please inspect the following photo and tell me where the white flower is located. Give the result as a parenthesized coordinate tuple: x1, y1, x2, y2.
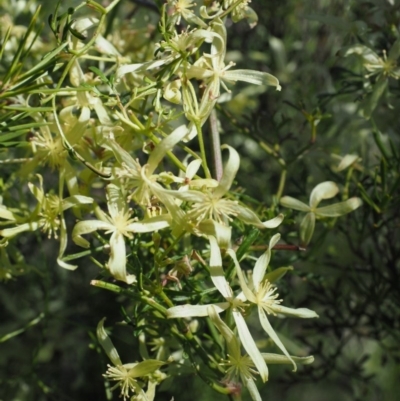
(72, 184, 170, 283)
(227, 234, 318, 371)
(208, 305, 315, 401)
(158, 145, 283, 245)
(0, 174, 93, 270)
(167, 235, 270, 382)
(280, 181, 362, 245)
(97, 318, 165, 401)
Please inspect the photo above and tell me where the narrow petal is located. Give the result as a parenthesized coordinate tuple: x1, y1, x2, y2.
(61, 195, 93, 211)
(224, 69, 281, 90)
(280, 196, 310, 212)
(109, 231, 135, 284)
(0, 222, 41, 238)
(57, 218, 77, 271)
(213, 145, 240, 199)
(148, 125, 189, 174)
(236, 205, 284, 229)
(337, 154, 359, 171)
(208, 306, 241, 361)
(116, 59, 167, 79)
(126, 215, 171, 233)
(0, 205, 17, 221)
(253, 234, 280, 290)
(299, 212, 315, 246)
(258, 307, 296, 371)
(96, 318, 123, 366)
(186, 159, 203, 180)
(167, 302, 229, 318)
(198, 220, 231, 250)
(159, 188, 207, 203)
(209, 236, 232, 299)
(261, 353, 314, 365)
(243, 376, 262, 401)
(129, 360, 165, 378)
(227, 249, 257, 303)
(271, 304, 318, 318)
(233, 311, 269, 382)
(309, 181, 339, 209)
(72, 220, 114, 248)
(316, 197, 362, 217)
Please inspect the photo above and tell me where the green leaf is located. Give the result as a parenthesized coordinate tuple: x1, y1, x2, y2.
(361, 75, 388, 119)
(89, 66, 109, 85)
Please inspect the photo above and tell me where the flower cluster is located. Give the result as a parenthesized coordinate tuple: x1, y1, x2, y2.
(0, 1, 362, 400)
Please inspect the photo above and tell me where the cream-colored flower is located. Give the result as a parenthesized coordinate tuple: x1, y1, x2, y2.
(158, 145, 283, 244)
(208, 306, 314, 401)
(228, 234, 318, 371)
(280, 181, 362, 245)
(0, 175, 93, 270)
(72, 184, 170, 283)
(97, 318, 165, 401)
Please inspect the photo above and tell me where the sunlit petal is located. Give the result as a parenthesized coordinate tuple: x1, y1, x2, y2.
(253, 233, 280, 289)
(258, 307, 296, 371)
(233, 311, 268, 382)
(167, 302, 229, 318)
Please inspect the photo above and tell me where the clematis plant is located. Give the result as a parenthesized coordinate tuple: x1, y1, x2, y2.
(280, 181, 362, 245)
(167, 235, 270, 382)
(157, 145, 283, 247)
(208, 305, 314, 401)
(227, 234, 319, 371)
(0, 174, 93, 270)
(72, 184, 170, 283)
(97, 318, 165, 401)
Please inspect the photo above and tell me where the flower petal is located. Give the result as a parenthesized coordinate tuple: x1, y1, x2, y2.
(109, 231, 135, 284)
(186, 159, 203, 180)
(243, 376, 262, 401)
(0, 205, 17, 221)
(72, 220, 114, 248)
(96, 318, 123, 366)
(209, 236, 232, 299)
(236, 205, 284, 229)
(316, 197, 362, 217)
(261, 353, 314, 365)
(253, 234, 280, 290)
(280, 196, 310, 212)
(224, 69, 281, 90)
(129, 360, 165, 378)
(233, 311, 269, 382)
(0, 222, 41, 238)
(309, 181, 339, 209)
(337, 154, 360, 171)
(147, 125, 189, 174)
(258, 307, 296, 372)
(208, 306, 241, 360)
(126, 215, 171, 233)
(271, 304, 318, 318)
(167, 302, 229, 318)
(299, 212, 315, 246)
(198, 220, 231, 250)
(213, 145, 240, 199)
(61, 195, 93, 211)
(227, 249, 257, 303)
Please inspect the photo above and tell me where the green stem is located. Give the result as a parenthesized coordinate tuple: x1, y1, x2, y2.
(275, 168, 287, 201)
(196, 121, 211, 179)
